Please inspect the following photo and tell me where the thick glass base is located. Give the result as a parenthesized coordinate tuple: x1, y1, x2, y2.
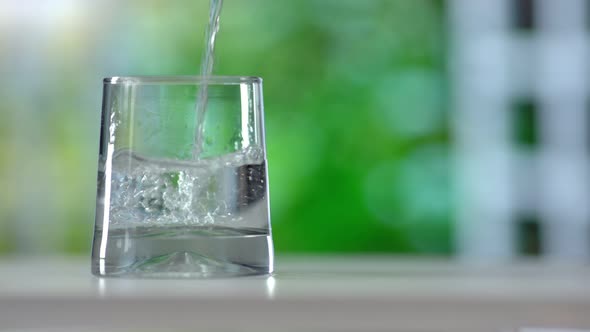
(92, 226, 273, 279)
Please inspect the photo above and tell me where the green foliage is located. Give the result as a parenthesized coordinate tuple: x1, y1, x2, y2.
(0, 0, 451, 255)
(208, 0, 450, 253)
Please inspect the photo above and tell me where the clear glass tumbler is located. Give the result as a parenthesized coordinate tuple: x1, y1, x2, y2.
(91, 76, 273, 278)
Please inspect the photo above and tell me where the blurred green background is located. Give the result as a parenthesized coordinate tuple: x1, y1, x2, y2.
(0, 0, 451, 255)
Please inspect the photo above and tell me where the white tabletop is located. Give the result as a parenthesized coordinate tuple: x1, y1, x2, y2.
(1, 256, 589, 332)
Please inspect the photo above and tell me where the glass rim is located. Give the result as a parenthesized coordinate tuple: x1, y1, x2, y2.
(103, 75, 262, 85)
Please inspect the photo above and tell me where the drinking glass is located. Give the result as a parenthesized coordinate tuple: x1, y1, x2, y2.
(91, 76, 273, 278)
